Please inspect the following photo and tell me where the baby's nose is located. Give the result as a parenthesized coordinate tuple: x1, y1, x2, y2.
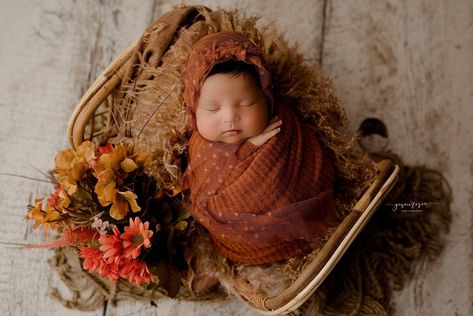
(223, 107, 240, 123)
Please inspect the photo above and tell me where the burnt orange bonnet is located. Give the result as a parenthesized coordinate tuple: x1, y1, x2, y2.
(183, 32, 274, 131)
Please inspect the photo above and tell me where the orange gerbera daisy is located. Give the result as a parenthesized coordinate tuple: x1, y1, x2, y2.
(99, 226, 123, 263)
(79, 246, 119, 283)
(121, 217, 153, 259)
(119, 258, 154, 286)
(79, 247, 103, 273)
(98, 259, 120, 283)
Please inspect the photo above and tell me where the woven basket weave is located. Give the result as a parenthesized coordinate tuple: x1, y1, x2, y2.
(66, 6, 399, 314)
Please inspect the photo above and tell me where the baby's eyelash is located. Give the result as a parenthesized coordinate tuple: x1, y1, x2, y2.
(206, 107, 220, 112)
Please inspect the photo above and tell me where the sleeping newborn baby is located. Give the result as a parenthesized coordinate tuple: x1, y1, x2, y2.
(182, 32, 336, 264)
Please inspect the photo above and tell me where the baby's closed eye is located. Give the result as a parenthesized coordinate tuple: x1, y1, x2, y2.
(204, 106, 220, 112)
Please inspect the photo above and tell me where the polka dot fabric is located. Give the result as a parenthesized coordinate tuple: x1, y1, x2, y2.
(183, 104, 336, 264)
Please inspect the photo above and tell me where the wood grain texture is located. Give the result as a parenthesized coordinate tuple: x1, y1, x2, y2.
(0, 1, 153, 315)
(321, 1, 473, 315)
(0, 0, 470, 315)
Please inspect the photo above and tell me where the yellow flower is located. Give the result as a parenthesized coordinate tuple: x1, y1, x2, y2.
(120, 158, 138, 173)
(44, 204, 61, 230)
(95, 168, 115, 185)
(119, 191, 141, 213)
(54, 141, 96, 195)
(95, 144, 127, 172)
(76, 141, 96, 163)
(134, 149, 151, 166)
(109, 191, 141, 220)
(95, 180, 117, 207)
(26, 198, 46, 231)
(55, 149, 75, 170)
(57, 174, 78, 196)
(58, 188, 71, 209)
(26, 197, 61, 233)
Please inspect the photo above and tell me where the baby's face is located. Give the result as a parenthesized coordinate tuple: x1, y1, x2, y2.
(195, 73, 269, 144)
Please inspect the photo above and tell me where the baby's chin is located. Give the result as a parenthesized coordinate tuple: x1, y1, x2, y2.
(216, 136, 247, 145)
(207, 134, 249, 145)
(198, 130, 256, 144)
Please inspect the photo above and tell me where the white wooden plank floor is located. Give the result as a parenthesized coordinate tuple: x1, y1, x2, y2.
(0, 1, 471, 315)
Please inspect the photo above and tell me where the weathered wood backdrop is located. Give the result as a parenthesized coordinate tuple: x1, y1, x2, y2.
(0, 0, 471, 315)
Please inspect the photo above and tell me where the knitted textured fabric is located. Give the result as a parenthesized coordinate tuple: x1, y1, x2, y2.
(184, 104, 336, 263)
(182, 32, 337, 264)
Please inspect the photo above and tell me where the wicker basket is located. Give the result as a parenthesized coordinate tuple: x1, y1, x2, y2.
(67, 6, 399, 315)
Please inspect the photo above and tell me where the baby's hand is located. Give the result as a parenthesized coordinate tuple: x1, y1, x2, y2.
(248, 117, 282, 147)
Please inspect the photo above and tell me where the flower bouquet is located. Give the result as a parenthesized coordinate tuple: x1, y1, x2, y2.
(26, 141, 190, 297)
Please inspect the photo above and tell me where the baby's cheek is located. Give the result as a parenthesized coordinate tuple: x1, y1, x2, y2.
(248, 114, 269, 135)
(197, 117, 221, 141)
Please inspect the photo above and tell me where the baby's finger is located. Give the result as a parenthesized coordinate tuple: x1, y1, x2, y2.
(248, 126, 281, 146)
(263, 119, 282, 133)
(263, 126, 281, 138)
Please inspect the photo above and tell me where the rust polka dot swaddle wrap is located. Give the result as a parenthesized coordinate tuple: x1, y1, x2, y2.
(183, 32, 336, 264)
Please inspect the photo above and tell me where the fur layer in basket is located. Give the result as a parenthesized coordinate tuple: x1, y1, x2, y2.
(63, 5, 411, 315)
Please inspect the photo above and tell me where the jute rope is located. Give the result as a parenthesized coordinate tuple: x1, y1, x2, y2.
(48, 246, 226, 311)
(290, 152, 452, 315)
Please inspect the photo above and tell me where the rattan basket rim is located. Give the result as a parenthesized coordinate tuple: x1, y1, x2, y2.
(66, 7, 399, 313)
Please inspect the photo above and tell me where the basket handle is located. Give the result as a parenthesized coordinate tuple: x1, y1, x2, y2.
(67, 5, 204, 149)
(67, 43, 136, 149)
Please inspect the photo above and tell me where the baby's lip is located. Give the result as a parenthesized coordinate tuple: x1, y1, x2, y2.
(222, 129, 242, 136)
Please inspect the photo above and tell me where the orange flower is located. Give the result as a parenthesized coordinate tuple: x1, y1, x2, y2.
(26, 198, 47, 232)
(47, 185, 70, 210)
(93, 144, 131, 174)
(121, 217, 153, 259)
(98, 143, 114, 155)
(98, 259, 120, 283)
(55, 141, 96, 194)
(120, 158, 138, 173)
(105, 190, 140, 220)
(44, 204, 61, 230)
(92, 144, 141, 220)
(79, 246, 120, 283)
(79, 247, 103, 272)
(94, 169, 117, 207)
(119, 258, 154, 286)
(99, 226, 123, 263)
(26, 197, 61, 233)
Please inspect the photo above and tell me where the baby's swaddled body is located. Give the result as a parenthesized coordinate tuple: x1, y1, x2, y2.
(183, 32, 336, 264)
